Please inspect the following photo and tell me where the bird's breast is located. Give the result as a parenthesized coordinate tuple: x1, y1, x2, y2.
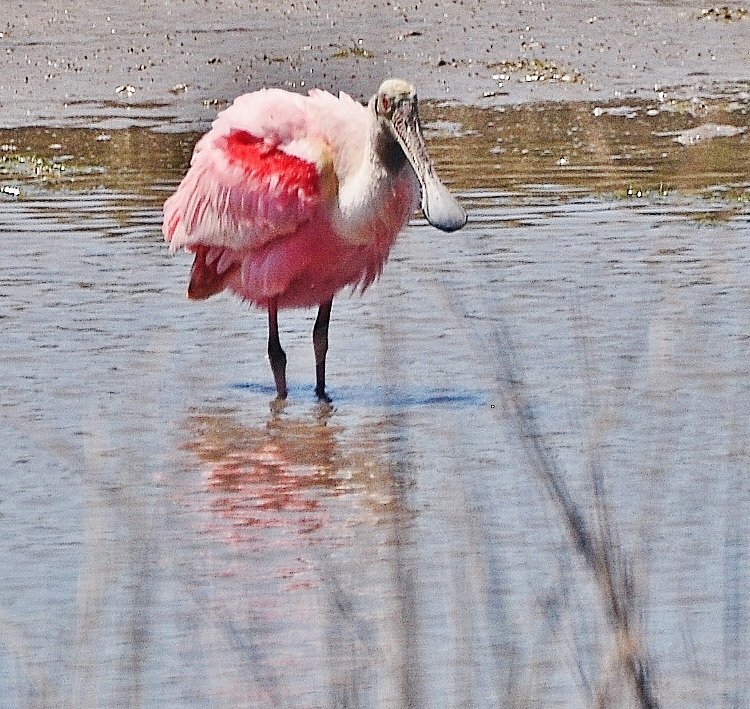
(332, 163, 419, 247)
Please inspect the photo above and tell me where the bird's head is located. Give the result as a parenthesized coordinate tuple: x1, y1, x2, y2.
(371, 79, 467, 233)
(373, 79, 418, 122)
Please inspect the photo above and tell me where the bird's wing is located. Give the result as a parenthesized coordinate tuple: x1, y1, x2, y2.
(163, 89, 337, 253)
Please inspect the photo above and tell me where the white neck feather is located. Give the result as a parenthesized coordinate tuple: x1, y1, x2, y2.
(332, 111, 399, 245)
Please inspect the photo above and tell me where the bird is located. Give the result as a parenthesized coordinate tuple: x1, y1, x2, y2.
(163, 78, 467, 402)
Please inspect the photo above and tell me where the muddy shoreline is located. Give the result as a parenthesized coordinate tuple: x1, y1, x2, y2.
(2, 0, 748, 129)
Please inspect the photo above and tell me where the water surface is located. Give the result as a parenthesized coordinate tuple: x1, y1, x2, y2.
(1, 99, 749, 707)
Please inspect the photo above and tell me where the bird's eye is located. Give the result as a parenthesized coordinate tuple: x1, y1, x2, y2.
(380, 95, 391, 114)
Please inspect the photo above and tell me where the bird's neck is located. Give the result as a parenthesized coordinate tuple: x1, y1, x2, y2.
(373, 119, 408, 174)
(332, 111, 414, 245)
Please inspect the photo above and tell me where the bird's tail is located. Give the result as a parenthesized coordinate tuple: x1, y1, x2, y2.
(187, 245, 238, 300)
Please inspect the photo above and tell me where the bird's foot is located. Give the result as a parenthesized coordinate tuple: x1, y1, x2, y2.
(270, 395, 288, 415)
(315, 386, 332, 404)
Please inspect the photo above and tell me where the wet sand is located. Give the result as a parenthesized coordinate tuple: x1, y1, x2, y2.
(2, 0, 749, 128)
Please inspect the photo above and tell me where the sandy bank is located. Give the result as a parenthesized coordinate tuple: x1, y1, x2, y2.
(1, 0, 748, 129)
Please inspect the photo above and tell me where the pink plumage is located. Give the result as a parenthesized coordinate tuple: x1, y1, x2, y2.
(164, 79, 466, 401)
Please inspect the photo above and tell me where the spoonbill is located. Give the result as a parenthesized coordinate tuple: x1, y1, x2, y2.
(163, 79, 466, 401)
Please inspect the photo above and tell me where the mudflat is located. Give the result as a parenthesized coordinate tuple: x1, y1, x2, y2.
(2, 0, 748, 128)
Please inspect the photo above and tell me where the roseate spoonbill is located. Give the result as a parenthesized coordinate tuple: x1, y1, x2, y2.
(163, 78, 466, 401)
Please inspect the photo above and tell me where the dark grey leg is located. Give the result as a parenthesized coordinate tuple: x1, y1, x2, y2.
(267, 299, 287, 400)
(313, 299, 333, 402)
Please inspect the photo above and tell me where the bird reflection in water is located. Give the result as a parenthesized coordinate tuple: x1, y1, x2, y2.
(176, 407, 414, 706)
(181, 405, 398, 575)
(189, 410, 338, 541)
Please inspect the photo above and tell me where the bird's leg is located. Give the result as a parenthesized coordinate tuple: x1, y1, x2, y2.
(313, 299, 333, 402)
(267, 299, 288, 400)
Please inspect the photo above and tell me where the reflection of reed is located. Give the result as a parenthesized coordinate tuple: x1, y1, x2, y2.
(495, 337, 659, 707)
(475, 304, 661, 707)
(413, 226, 661, 708)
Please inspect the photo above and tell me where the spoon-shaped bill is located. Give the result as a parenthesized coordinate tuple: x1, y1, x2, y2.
(417, 168, 467, 233)
(388, 101, 467, 232)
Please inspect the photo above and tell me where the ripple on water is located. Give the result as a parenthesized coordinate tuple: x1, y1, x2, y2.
(0, 100, 749, 706)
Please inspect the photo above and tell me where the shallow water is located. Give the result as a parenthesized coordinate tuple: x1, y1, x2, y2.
(1, 99, 749, 707)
